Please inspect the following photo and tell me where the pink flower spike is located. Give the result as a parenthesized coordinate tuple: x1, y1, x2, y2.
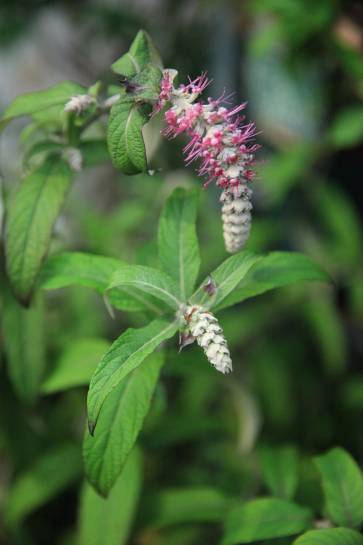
(157, 70, 260, 198)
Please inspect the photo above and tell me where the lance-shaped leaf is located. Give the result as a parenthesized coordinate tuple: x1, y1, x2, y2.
(148, 487, 231, 527)
(107, 99, 151, 174)
(41, 337, 110, 394)
(213, 252, 330, 312)
(191, 251, 260, 310)
(23, 140, 64, 167)
(294, 528, 363, 545)
(2, 287, 46, 404)
(87, 319, 178, 432)
(5, 156, 72, 304)
(106, 265, 181, 313)
(314, 447, 363, 528)
(84, 354, 164, 496)
(223, 498, 313, 545)
(38, 251, 124, 292)
(260, 445, 299, 500)
(158, 188, 200, 300)
(38, 251, 162, 313)
(79, 449, 142, 545)
(111, 30, 162, 77)
(4, 443, 82, 529)
(0, 81, 85, 130)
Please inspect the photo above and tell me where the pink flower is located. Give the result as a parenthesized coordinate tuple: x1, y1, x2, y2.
(156, 70, 259, 193)
(155, 69, 261, 254)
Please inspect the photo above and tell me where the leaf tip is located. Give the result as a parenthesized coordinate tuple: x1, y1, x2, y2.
(87, 419, 96, 436)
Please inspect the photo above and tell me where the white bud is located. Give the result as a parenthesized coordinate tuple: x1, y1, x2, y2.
(64, 147, 83, 172)
(185, 305, 232, 374)
(64, 94, 94, 115)
(220, 186, 252, 253)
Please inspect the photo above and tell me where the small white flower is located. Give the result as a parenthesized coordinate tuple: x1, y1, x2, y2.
(64, 94, 94, 115)
(185, 305, 232, 374)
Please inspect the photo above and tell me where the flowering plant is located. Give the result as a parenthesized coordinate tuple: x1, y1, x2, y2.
(1, 29, 360, 545)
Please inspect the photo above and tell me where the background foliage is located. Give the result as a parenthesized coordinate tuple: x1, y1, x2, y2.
(0, 1, 363, 544)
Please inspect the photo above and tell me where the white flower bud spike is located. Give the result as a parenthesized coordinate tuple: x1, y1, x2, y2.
(64, 94, 94, 115)
(220, 185, 252, 253)
(185, 305, 232, 374)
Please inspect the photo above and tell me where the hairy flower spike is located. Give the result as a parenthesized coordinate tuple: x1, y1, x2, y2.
(184, 305, 232, 374)
(157, 69, 260, 252)
(64, 94, 94, 115)
(221, 186, 252, 253)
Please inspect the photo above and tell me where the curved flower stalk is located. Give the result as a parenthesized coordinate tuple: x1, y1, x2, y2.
(183, 305, 232, 374)
(156, 70, 260, 253)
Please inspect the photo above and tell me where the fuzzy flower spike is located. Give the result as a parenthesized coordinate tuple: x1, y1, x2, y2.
(183, 305, 232, 374)
(157, 69, 260, 253)
(64, 94, 95, 115)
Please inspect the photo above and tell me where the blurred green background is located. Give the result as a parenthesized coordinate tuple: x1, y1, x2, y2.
(1, 1, 363, 544)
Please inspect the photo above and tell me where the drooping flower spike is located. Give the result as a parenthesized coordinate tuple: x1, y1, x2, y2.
(183, 305, 232, 374)
(156, 69, 260, 253)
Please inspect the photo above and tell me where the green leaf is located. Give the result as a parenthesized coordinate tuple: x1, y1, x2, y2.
(41, 337, 110, 394)
(23, 140, 63, 166)
(260, 445, 299, 500)
(192, 251, 261, 309)
(260, 539, 294, 545)
(78, 449, 142, 545)
(214, 252, 330, 311)
(223, 498, 313, 545)
(327, 107, 363, 148)
(111, 30, 162, 77)
(314, 447, 363, 528)
(4, 443, 82, 528)
(38, 251, 123, 292)
(38, 252, 152, 312)
(158, 188, 200, 300)
(107, 99, 151, 174)
(0, 81, 85, 130)
(106, 265, 181, 312)
(84, 353, 164, 496)
(293, 528, 363, 545)
(149, 487, 231, 527)
(131, 64, 163, 101)
(5, 156, 72, 303)
(2, 288, 46, 404)
(87, 319, 177, 431)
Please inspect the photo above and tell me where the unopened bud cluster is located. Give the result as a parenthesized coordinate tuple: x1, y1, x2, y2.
(184, 305, 232, 374)
(156, 70, 259, 253)
(64, 94, 94, 115)
(221, 187, 252, 253)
